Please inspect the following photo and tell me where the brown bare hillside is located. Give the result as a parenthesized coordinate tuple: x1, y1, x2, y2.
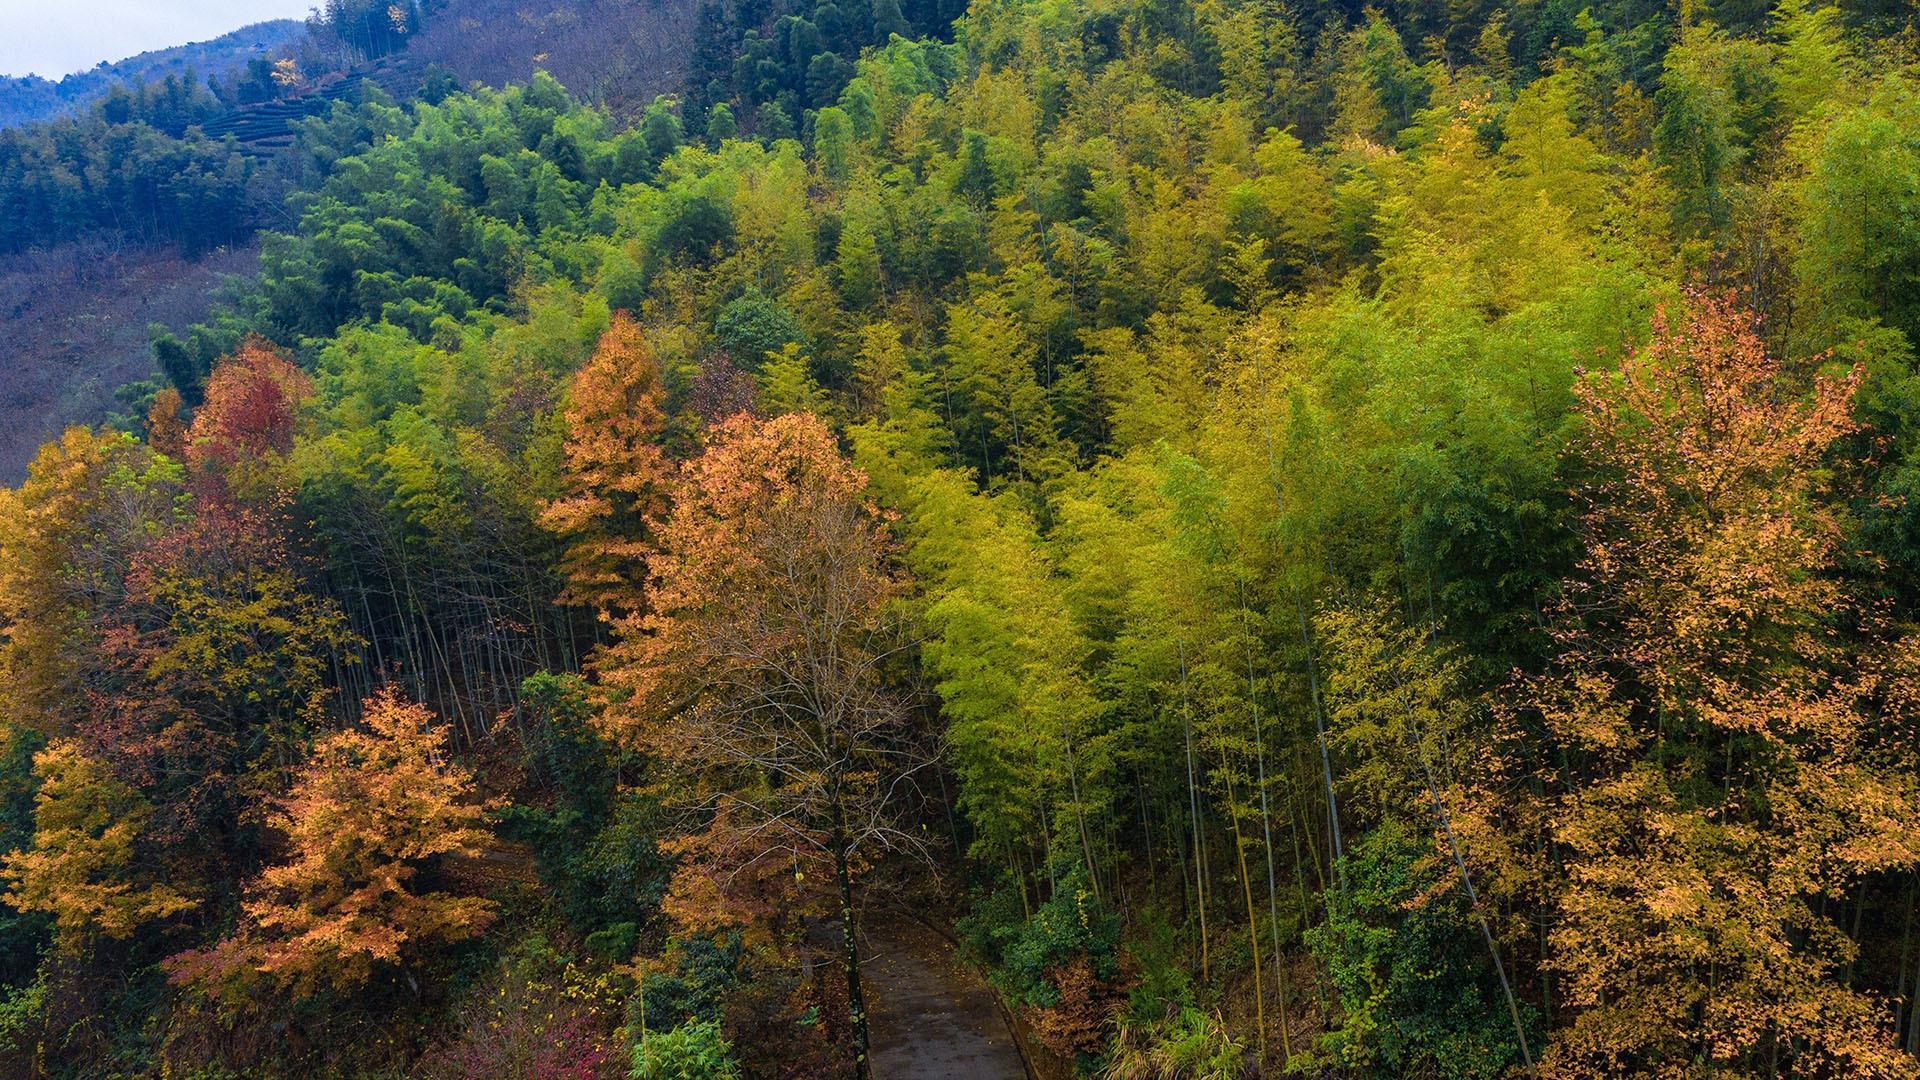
(414, 0, 702, 117)
(0, 243, 257, 482)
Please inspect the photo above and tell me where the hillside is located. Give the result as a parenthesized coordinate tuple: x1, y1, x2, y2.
(0, 0, 959, 482)
(0, 20, 306, 128)
(0, 0, 720, 481)
(0, 244, 258, 483)
(3, 0, 1920, 1077)
(411, 0, 705, 116)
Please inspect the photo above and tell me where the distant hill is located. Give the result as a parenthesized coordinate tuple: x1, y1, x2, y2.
(0, 20, 306, 129)
(409, 0, 702, 118)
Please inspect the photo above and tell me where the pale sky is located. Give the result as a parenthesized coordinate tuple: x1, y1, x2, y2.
(0, 1, 317, 78)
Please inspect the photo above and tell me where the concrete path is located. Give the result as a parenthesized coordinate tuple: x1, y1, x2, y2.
(863, 917, 1029, 1080)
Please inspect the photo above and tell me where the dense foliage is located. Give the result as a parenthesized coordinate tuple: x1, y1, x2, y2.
(0, 1, 429, 258)
(4, 0, 1920, 1075)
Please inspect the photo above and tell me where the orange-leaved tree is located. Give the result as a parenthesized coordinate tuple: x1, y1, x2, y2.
(168, 689, 496, 1000)
(146, 388, 188, 459)
(2, 739, 197, 951)
(597, 411, 930, 1080)
(538, 312, 673, 618)
(1488, 290, 1920, 1078)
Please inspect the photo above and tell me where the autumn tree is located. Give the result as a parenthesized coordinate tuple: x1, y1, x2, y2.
(1497, 291, 1920, 1078)
(0, 428, 183, 737)
(539, 312, 674, 617)
(168, 689, 495, 1000)
(185, 338, 313, 495)
(146, 388, 188, 459)
(2, 740, 196, 950)
(599, 411, 929, 1080)
(89, 503, 354, 887)
(0, 409, 347, 932)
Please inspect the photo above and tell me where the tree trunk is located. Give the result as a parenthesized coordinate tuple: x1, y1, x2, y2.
(1295, 597, 1346, 893)
(1399, 693, 1534, 1076)
(1225, 771, 1267, 1059)
(1180, 642, 1210, 982)
(834, 835, 872, 1080)
(1241, 598, 1290, 1062)
(1898, 877, 1916, 1046)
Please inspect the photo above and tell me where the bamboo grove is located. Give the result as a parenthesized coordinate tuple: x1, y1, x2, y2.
(4, 0, 1920, 1075)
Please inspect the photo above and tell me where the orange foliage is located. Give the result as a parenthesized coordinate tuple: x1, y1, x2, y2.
(168, 689, 496, 1000)
(1028, 956, 1124, 1062)
(595, 411, 915, 1077)
(1565, 288, 1859, 717)
(602, 411, 893, 914)
(599, 409, 887, 745)
(146, 388, 187, 459)
(185, 338, 312, 491)
(538, 312, 673, 617)
(1489, 291, 1920, 1079)
(658, 802, 819, 939)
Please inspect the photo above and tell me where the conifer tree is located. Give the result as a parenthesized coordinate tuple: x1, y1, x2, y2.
(539, 313, 674, 617)
(168, 689, 495, 1000)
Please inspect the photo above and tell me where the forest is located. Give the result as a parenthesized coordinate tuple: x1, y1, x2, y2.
(0, 18, 303, 129)
(3, 0, 1920, 1075)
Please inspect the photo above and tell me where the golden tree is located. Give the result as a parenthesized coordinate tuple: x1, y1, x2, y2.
(0, 428, 183, 737)
(1493, 291, 1920, 1078)
(146, 388, 188, 459)
(599, 411, 930, 1080)
(539, 312, 673, 617)
(169, 689, 495, 999)
(2, 740, 196, 949)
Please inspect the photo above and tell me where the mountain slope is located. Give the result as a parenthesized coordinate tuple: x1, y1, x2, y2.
(0, 20, 306, 128)
(5, 3, 1920, 1075)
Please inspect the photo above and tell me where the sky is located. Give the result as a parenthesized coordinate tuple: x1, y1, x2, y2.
(0, 1, 317, 78)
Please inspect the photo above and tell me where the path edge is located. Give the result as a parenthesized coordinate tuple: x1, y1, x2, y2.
(894, 907, 1041, 1080)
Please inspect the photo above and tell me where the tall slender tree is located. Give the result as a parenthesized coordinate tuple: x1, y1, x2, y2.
(599, 411, 930, 1080)
(539, 312, 674, 618)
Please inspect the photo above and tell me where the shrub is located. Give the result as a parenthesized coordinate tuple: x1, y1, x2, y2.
(629, 1019, 740, 1080)
(1301, 819, 1532, 1080)
(1102, 1007, 1248, 1080)
(413, 935, 624, 1080)
(963, 864, 1129, 1073)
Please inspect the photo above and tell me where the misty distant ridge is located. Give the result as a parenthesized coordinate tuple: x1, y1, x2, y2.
(0, 19, 303, 127)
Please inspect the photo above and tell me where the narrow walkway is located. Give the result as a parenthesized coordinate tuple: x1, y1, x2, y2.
(863, 917, 1029, 1080)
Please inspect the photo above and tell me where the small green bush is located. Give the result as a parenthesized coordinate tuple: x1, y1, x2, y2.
(1102, 1007, 1247, 1080)
(629, 1018, 741, 1080)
